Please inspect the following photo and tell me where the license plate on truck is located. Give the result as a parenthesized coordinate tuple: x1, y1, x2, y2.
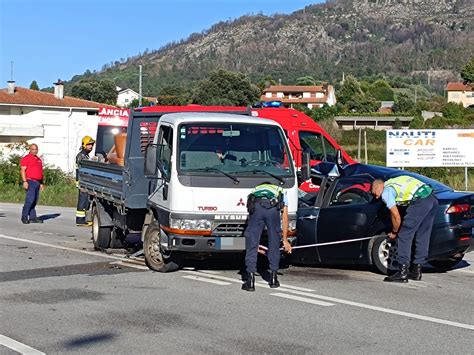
(215, 237, 246, 250)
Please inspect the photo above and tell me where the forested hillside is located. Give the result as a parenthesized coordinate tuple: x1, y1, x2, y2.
(66, 0, 473, 96)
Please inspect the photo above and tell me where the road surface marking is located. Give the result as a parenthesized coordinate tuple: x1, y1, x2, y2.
(0, 234, 145, 270)
(0, 334, 45, 355)
(277, 288, 474, 331)
(197, 270, 221, 275)
(111, 261, 149, 270)
(182, 275, 231, 285)
(257, 280, 314, 292)
(271, 293, 334, 306)
(183, 270, 474, 331)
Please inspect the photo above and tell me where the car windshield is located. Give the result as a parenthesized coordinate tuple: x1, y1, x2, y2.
(177, 123, 294, 177)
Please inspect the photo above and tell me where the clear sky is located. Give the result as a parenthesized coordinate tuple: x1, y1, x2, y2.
(0, 0, 320, 89)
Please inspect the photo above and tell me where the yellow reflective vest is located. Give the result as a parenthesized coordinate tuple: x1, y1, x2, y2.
(384, 176, 430, 205)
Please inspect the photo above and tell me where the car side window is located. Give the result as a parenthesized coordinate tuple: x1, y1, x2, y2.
(329, 179, 373, 206)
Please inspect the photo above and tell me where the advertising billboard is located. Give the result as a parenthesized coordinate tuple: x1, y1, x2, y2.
(386, 129, 474, 167)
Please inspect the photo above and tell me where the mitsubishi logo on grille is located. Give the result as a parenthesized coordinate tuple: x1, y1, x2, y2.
(237, 198, 245, 207)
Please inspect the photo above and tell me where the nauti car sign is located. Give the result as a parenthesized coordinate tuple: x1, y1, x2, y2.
(386, 129, 474, 167)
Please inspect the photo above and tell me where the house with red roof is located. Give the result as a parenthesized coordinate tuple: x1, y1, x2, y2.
(446, 82, 474, 108)
(261, 84, 336, 109)
(0, 80, 103, 173)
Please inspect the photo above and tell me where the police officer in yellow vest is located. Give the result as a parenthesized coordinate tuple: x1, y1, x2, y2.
(242, 182, 292, 291)
(371, 175, 438, 283)
(75, 136, 95, 226)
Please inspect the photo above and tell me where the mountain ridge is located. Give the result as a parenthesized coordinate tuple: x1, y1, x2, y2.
(67, 0, 474, 95)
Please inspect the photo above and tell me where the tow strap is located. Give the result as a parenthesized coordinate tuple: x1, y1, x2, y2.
(258, 235, 381, 252)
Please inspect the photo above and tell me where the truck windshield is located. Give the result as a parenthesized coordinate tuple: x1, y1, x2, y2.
(178, 123, 294, 178)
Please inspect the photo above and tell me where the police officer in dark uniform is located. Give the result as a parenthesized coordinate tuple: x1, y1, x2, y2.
(242, 182, 292, 291)
(76, 136, 95, 226)
(371, 175, 438, 283)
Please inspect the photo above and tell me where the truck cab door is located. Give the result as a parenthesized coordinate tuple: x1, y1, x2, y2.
(150, 124, 174, 215)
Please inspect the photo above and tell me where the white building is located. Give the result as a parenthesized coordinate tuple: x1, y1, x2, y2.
(116, 88, 139, 107)
(261, 85, 337, 109)
(0, 80, 102, 174)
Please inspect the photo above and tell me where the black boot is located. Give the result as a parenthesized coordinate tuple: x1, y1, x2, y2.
(384, 263, 409, 283)
(408, 264, 422, 281)
(269, 271, 280, 288)
(242, 272, 255, 292)
(21, 217, 29, 224)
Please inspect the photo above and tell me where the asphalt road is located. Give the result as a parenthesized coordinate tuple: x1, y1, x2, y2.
(0, 202, 473, 354)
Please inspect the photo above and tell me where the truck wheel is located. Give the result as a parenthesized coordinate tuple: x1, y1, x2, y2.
(92, 207, 111, 250)
(371, 235, 398, 274)
(110, 228, 125, 249)
(144, 222, 180, 272)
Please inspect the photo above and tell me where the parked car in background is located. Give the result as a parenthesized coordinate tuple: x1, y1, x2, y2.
(294, 162, 474, 274)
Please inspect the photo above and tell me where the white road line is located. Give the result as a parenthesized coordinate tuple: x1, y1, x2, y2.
(197, 270, 221, 275)
(277, 288, 474, 331)
(0, 334, 45, 355)
(182, 275, 231, 285)
(0, 234, 146, 270)
(257, 281, 314, 292)
(271, 293, 334, 306)
(184, 270, 474, 331)
(111, 261, 149, 270)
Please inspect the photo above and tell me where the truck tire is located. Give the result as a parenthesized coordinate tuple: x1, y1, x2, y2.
(143, 222, 180, 272)
(92, 207, 111, 250)
(110, 228, 125, 249)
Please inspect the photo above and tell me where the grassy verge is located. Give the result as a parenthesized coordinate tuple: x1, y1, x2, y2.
(0, 183, 77, 207)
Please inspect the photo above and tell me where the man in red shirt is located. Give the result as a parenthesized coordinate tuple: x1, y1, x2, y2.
(20, 144, 44, 224)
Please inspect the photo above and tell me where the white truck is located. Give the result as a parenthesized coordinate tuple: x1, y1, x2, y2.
(78, 107, 298, 271)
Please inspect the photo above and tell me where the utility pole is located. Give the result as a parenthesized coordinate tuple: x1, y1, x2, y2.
(139, 65, 143, 107)
(414, 86, 417, 105)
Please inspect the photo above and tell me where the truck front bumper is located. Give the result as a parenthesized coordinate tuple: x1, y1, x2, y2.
(161, 233, 246, 252)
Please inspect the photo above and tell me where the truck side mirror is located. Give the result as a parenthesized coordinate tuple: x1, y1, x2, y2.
(301, 151, 311, 181)
(144, 144, 159, 177)
(336, 149, 343, 166)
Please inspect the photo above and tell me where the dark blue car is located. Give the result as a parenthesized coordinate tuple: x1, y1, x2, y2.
(294, 163, 474, 274)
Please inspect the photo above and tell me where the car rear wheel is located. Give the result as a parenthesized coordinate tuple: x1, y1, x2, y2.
(143, 222, 180, 272)
(371, 235, 398, 274)
(92, 207, 111, 250)
(428, 257, 464, 271)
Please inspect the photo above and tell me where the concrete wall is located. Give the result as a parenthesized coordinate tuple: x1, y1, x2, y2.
(0, 107, 98, 174)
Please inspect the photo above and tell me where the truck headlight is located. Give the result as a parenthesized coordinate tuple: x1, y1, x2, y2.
(288, 218, 297, 231)
(170, 218, 212, 231)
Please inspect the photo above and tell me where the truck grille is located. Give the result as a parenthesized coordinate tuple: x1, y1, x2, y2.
(213, 223, 246, 236)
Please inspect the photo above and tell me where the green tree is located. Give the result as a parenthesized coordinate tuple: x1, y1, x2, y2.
(70, 79, 118, 104)
(460, 57, 474, 83)
(192, 69, 260, 106)
(29, 80, 39, 90)
(368, 79, 394, 101)
(128, 97, 150, 108)
(157, 85, 189, 105)
(394, 93, 415, 113)
(257, 75, 276, 92)
(296, 76, 316, 86)
(409, 115, 424, 129)
(337, 75, 363, 105)
(441, 102, 465, 120)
